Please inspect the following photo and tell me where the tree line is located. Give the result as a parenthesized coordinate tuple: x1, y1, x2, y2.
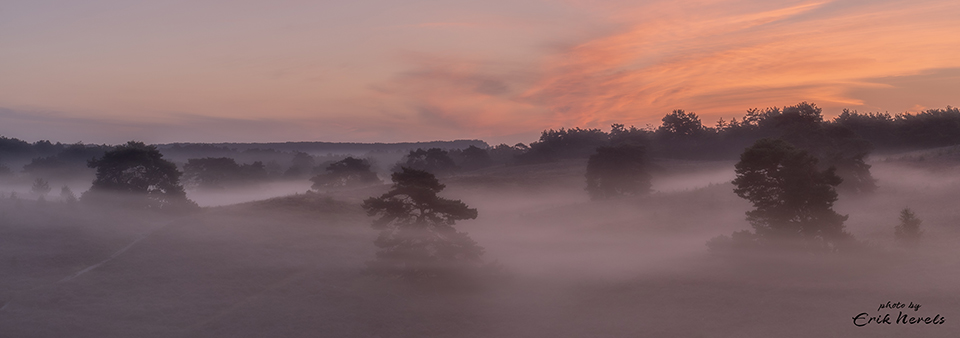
(2, 100, 944, 282)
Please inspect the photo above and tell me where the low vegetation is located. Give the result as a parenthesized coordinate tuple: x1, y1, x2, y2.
(1, 102, 960, 336)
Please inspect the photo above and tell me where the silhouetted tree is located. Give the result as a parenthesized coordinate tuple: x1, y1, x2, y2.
(284, 152, 316, 179)
(658, 109, 705, 137)
(361, 168, 482, 279)
(82, 141, 196, 211)
(816, 125, 877, 194)
(832, 109, 896, 148)
(518, 128, 609, 164)
(452, 145, 493, 171)
(182, 157, 267, 189)
(774, 102, 823, 133)
(487, 143, 526, 166)
(715, 117, 728, 130)
(22, 143, 106, 180)
(654, 110, 723, 158)
(394, 148, 458, 176)
(732, 139, 850, 248)
(60, 186, 77, 204)
(585, 144, 651, 200)
(714, 103, 878, 193)
(894, 208, 922, 247)
(31, 178, 51, 198)
(23, 156, 67, 176)
(892, 106, 960, 148)
(183, 157, 243, 189)
(766, 104, 877, 194)
(238, 161, 269, 181)
(263, 160, 285, 177)
(609, 123, 652, 147)
(32, 140, 58, 156)
(310, 157, 380, 190)
(0, 136, 34, 162)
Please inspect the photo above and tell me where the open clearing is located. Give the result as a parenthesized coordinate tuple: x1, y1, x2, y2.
(1, 160, 958, 337)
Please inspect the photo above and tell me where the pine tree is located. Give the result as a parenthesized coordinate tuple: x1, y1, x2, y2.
(894, 208, 922, 247)
(361, 168, 481, 279)
(732, 139, 851, 248)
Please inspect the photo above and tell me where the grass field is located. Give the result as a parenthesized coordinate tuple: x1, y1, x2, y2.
(1, 158, 958, 337)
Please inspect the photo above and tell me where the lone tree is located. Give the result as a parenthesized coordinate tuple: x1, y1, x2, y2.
(31, 178, 52, 198)
(894, 208, 922, 247)
(731, 138, 850, 248)
(310, 157, 380, 190)
(361, 167, 482, 279)
(585, 144, 651, 200)
(60, 186, 77, 204)
(82, 141, 196, 211)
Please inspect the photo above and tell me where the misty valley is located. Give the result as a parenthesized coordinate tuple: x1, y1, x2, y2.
(2, 103, 960, 337)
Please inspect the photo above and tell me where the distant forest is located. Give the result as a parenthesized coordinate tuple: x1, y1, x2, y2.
(516, 103, 960, 163)
(0, 139, 487, 183)
(0, 103, 958, 186)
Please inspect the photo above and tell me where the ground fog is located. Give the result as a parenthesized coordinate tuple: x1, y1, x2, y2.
(0, 159, 958, 337)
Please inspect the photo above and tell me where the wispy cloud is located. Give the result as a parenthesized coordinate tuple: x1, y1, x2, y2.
(403, 22, 481, 28)
(3, 0, 959, 143)
(360, 54, 548, 139)
(368, 0, 960, 135)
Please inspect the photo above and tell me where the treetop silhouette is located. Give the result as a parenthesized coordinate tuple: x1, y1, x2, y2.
(82, 141, 196, 211)
(361, 167, 482, 279)
(731, 138, 851, 248)
(310, 157, 380, 190)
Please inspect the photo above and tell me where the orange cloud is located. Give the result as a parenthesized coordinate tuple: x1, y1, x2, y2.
(368, 0, 960, 138)
(361, 55, 547, 139)
(518, 0, 960, 127)
(7, 0, 959, 144)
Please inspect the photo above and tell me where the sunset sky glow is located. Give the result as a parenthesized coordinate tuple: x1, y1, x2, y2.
(2, 0, 959, 144)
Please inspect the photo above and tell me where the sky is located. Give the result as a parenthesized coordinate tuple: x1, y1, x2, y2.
(2, 0, 959, 145)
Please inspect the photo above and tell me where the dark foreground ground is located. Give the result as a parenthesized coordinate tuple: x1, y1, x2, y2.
(1, 159, 959, 337)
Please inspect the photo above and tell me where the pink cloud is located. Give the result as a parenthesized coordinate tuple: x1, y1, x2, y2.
(368, 0, 960, 135)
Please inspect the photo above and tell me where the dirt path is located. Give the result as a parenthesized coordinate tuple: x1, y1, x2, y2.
(58, 231, 153, 283)
(0, 218, 183, 312)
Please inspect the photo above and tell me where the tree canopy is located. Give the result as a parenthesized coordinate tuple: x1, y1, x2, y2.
(31, 178, 51, 198)
(732, 139, 850, 247)
(517, 127, 610, 164)
(22, 143, 105, 180)
(283, 152, 316, 179)
(361, 167, 481, 279)
(658, 109, 705, 137)
(310, 157, 380, 190)
(183, 157, 268, 189)
(450, 145, 494, 171)
(393, 148, 459, 176)
(82, 141, 196, 211)
(894, 208, 922, 247)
